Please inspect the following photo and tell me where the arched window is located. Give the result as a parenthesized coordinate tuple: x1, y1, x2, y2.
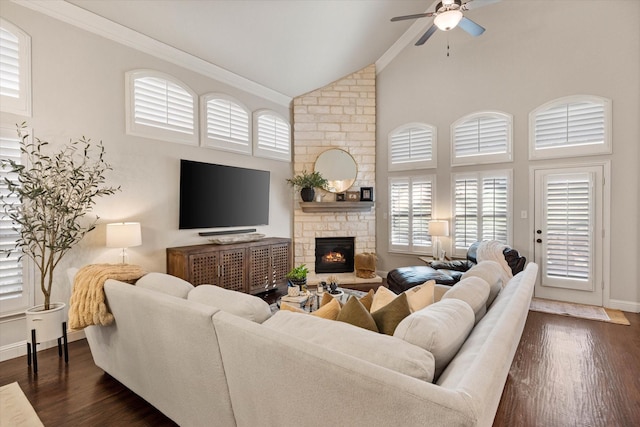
(253, 110, 291, 162)
(529, 95, 611, 160)
(125, 70, 198, 145)
(451, 111, 512, 166)
(388, 123, 437, 170)
(0, 19, 31, 116)
(201, 93, 251, 155)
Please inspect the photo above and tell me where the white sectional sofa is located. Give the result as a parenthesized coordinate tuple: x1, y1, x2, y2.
(69, 261, 538, 427)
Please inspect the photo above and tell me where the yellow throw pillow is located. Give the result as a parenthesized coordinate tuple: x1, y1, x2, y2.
(359, 289, 375, 312)
(370, 286, 398, 313)
(280, 302, 305, 313)
(312, 297, 341, 320)
(371, 293, 411, 335)
(336, 296, 379, 333)
(403, 280, 435, 312)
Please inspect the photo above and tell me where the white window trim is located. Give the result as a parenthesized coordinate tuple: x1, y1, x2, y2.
(529, 95, 612, 160)
(388, 174, 437, 255)
(451, 111, 513, 167)
(252, 109, 291, 162)
(125, 69, 198, 146)
(0, 19, 32, 117)
(200, 93, 252, 155)
(451, 169, 513, 257)
(0, 125, 34, 316)
(388, 122, 437, 171)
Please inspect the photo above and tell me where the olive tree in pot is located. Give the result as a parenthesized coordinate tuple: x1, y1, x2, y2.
(0, 124, 119, 345)
(286, 170, 328, 202)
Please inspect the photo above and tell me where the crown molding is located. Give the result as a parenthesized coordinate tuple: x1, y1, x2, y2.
(12, 0, 292, 107)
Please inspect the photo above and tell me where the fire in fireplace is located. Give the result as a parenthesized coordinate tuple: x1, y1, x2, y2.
(315, 237, 355, 274)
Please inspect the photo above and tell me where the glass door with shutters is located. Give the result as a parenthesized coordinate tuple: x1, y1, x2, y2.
(533, 165, 604, 306)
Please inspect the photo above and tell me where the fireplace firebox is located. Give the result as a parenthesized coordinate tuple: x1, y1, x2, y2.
(315, 237, 355, 274)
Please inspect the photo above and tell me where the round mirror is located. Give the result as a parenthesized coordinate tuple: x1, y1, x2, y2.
(314, 149, 357, 193)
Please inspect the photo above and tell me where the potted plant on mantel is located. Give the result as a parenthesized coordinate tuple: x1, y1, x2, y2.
(0, 123, 119, 345)
(286, 170, 328, 202)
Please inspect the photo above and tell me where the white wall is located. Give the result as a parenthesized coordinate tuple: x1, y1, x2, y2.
(376, 1, 639, 308)
(0, 2, 292, 356)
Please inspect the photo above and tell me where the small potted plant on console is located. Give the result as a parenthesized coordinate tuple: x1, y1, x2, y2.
(286, 170, 328, 202)
(286, 264, 309, 290)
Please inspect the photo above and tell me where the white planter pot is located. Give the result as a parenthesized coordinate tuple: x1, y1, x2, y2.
(25, 302, 66, 343)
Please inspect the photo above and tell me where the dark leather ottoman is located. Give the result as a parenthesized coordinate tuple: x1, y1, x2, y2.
(387, 266, 458, 294)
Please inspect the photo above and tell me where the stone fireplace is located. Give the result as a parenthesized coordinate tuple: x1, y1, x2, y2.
(315, 237, 355, 274)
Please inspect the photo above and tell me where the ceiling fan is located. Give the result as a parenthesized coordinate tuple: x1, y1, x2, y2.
(391, 0, 498, 46)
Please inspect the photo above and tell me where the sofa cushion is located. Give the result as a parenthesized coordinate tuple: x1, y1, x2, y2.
(336, 296, 379, 332)
(136, 272, 194, 298)
(264, 310, 436, 382)
(442, 277, 490, 324)
(393, 299, 475, 379)
(461, 260, 504, 307)
(188, 285, 272, 323)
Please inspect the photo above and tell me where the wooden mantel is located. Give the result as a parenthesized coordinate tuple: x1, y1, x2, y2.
(299, 201, 374, 213)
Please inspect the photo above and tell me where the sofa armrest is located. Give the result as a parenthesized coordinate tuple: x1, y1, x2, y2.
(430, 260, 475, 272)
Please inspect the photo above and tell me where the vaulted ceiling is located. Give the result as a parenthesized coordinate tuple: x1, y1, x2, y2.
(65, 0, 440, 98)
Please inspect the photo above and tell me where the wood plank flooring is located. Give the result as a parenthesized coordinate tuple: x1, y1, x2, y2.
(1, 310, 639, 426)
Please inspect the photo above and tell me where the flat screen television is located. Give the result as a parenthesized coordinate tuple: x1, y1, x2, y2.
(179, 159, 270, 229)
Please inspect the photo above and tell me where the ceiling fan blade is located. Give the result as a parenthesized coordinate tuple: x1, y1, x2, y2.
(415, 24, 438, 46)
(391, 12, 433, 22)
(462, 0, 501, 11)
(458, 17, 486, 37)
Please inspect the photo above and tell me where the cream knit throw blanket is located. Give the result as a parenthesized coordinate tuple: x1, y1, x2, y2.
(476, 240, 513, 285)
(69, 264, 147, 330)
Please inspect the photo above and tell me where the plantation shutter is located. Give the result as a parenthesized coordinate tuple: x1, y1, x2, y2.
(389, 124, 435, 169)
(389, 177, 433, 252)
(482, 176, 508, 242)
(203, 96, 250, 154)
(133, 76, 194, 134)
(534, 101, 605, 150)
(544, 173, 592, 280)
(0, 128, 29, 313)
(454, 116, 508, 157)
(253, 111, 290, 161)
(454, 177, 479, 251)
(0, 26, 20, 99)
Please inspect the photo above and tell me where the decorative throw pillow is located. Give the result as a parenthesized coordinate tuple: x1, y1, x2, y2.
(370, 286, 398, 313)
(371, 293, 411, 335)
(281, 298, 341, 320)
(358, 289, 375, 311)
(320, 292, 343, 307)
(403, 280, 435, 312)
(336, 296, 379, 332)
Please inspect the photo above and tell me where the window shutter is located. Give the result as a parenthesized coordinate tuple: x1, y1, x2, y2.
(482, 176, 508, 242)
(389, 176, 433, 253)
(451, 112, 512, 166)
(545, 174, 592, 280)
(454, 177, 479, 250)
(203, 95, 250, 154)
(253, 111, 291, 161)
(0, 19, 31, 116)
(0, 127, 29, 313)
(390, 179, 410, 246)
(133, 76, 194, 134)
(389, 124, 436, 170)
(0, 26, 20, 99)
(534, 101, 605, 149)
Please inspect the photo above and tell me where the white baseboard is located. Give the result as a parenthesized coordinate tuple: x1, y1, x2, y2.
(608, 299, 640, 313)
(0, 329, 85, 362)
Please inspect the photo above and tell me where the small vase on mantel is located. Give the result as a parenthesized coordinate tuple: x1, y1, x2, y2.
(300, 187, 315, 202)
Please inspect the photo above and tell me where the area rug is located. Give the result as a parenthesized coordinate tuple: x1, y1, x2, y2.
(0, 382, 44, 426)
(529, 298, 630, 326)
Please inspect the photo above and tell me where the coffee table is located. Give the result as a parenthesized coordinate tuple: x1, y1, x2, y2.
(273, 288, 366, 314)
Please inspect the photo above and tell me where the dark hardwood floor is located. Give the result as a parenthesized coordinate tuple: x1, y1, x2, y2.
(1, 310, 639, 426)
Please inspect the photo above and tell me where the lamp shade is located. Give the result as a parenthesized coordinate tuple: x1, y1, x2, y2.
(434, 10, 463, 31)
(428, 220, 449, 237)
(106, 222, 142, 248)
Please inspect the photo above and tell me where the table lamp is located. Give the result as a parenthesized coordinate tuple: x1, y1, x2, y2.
(106, 222, 142, 264)
(428, 220, 449, 261)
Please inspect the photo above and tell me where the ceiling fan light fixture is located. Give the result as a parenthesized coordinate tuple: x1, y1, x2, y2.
(434, 9, 463, 31)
